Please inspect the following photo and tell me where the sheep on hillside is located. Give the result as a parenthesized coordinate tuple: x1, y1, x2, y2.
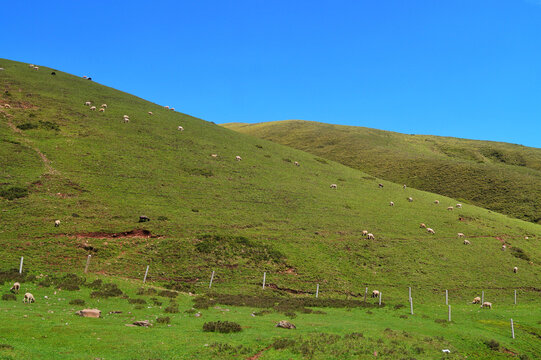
(101, 104, 107, 108)
(367, 233, 375, 240)
(408, 197, 413, 202)
(472, 296, 481, 304)
(371, 290, 380, 298)
(294, 161, 300, 166)
(502, 244, 506, 251)
(403, 184, 407, 189)
(427, 228, 435, 234)
(10, 282, 20, 294)
(463, 240, 471, 245)
(29, 64, 35, 68)
(235, 156, 242, 161)
(434, 200, 440, 204)
(170, 108, 175, 111)
(420, 223, 426, 228)
(33, 66, 39, 70)
(513, 267, 518, 273)
(3, 104, 11, 109)
(481, 302, 492, 309)
(84, 101, 91, 106)
(457, 233, 465, 237)
(83, 76, 88, 79)
(23, 293, 35, 303)
(447, 206, 454, 211)
(123, 117, 129, 123)
(54, 220, 60, 227)
(362, 230, 368, 236)
(148, 111, 153, 115)
(164, 106, 169, 109)
(389, 201, 394, 206)
(89, 106, 96, 111)
(177, 126, 184, 131)
(456, 204, 462, 208)
(378, 183, 384, 188)
(99, 108, 105, 112)
(330, 184, 337, 189)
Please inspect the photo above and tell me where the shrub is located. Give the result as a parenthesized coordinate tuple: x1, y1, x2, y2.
(158, 290, 177, 298)
(0, 344, 13, 350)
(394, 304, 405, 309)
(255, 144, 263, 149)
(128, 298, 146, 304)
(272, 338, 295, 350)
(0, 186, 28, 200)
(38, 121, 60, 131)
(56, 273, 86, 291)
(157, 316, 171, 324)
(134, 305, 144, 310)
(17, 123, 38, 130)
(185, 308, 197, 314)
(2, 294, 16, 301)
(38, 278, 53, 287)
(284, 311, 297, 319)
(69, 299, 85, 306)
(137, 287, 157, 295)
(484, 339, 500, 351)
(90, 283, 123, 298)
(282, 158, 292, 163)
(157, 216, 169, 221)
(86, 279, 103, 289)
(510, 247, 531, 261)
(203, 321, 242, 333)
(152, 299, 163, 306)
(164, 303, 179, 313)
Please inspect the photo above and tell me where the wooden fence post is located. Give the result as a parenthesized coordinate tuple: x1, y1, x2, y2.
(84, 255, 91, 273)
(19, 256, 24, 274)
(316, 283, 319, 298)
(262, 272, 266, 289)
(209, 270, 215, 289)
(143, 265, 149, 283)
(510, 319, 515, 339)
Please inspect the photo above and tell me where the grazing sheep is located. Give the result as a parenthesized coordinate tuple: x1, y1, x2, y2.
(123, 115, 129, 118)
(10, 282, 20, 294)
(99, 108, 105, 112)
(294, 161, 300, 166)
(502, 244, 506, 251)
(456, 204, 462, 208)
(211, 154, 218, 158)
(33, 66, 39, 70)
(3, 104, 11, 109)
(139, 215, 150, 223)
(89, 106, 96, 111)
(403, 184, 407, 189)
(472, 297, 481, 304)
(235, 156, 242, 161)
(371, 290, 380, 298)
(123, 118, 130, 123)
(434, 200, 440, 204)
(463, 240, 471, 245)
(481, 302, 492, 309)
(164, 106, 169, 109)
(23, 293, 35, 303)
(525, 236, 529, 240)
(177, 126, 184, 131)
(513, 267, 518, 273)
(101, 104, 107, 108)
(54, 220, 60, 227)
(427, 228, 435, 234)
(389, 201, 394, 206)
(29, 64, 35, 68)
(408, 197, 413, 202)
(457, 233, 465, 237)
(362, 230, 368, 236)
(84, 101, 91, 106)
(170, 108, 175, 111)
(148, 111, 153, 115)
(378, 183, 384, 188)
(420, 223, 426, 228)
(330, 184, 337, 189)
(367, 233, 375, 240)
(447, 206, 454, 211)
(75, 309, 101, 318)
(83, 76, 88, 79)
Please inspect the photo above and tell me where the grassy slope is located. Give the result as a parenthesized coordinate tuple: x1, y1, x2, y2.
(0, 58, 540, 358)
(223, 120, 541, 224)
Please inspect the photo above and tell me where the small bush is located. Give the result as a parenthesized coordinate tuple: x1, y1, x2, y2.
(185, 308, 197, 314)
(282, 158, 292, 163)
(255, 144, 263, 149)
(69, 299, 85, 306)
(164, 303, 179, 313)
(484, 339, 500, 351)
(2, 294, 16, 301)
(284, 311, 297, 319)
(158, 290, 177, 298)
(399, 314, 408, 319)
(128, 298, 147, 304)
(0, 344, 14, 350)
(0, 186, 28, 200)
(157, 216, 169, 221)
(86, 279, 103, 289)
(38, 278, 53, 287)
(344, 332, 363, 339)
(272, 338, 295, 350)
(157, 316, 171, 324)
(315, 157, 328, 164)
(71, 213, 80, 217)
(152, 299, 163, 306)
(56, 273, 85, 291)
(510, 247, 531, 261)
(134, 305, 144, 310)
(137, 287, 157, 296)
(38, 121, 60, 131)
(394, 304, 405, 309)
(17, 123, 38, 130)
(90, 283, 123, 298)
(203, 321, 242, 333)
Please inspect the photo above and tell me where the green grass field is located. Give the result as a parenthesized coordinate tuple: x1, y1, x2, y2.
(0, 58, 540, 359)
(223, 120, 541, 224)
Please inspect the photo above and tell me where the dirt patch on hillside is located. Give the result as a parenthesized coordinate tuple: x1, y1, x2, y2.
(60, 229, 161, 239)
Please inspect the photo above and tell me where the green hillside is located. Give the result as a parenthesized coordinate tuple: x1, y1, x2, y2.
(223, 120, 541, 224)
(0, 58, 540, 358)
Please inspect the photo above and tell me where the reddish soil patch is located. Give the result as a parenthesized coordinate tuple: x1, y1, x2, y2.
(246, 346, 271, 360)
(61, 229, 160, 239)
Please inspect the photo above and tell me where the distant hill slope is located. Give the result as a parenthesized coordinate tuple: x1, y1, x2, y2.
(1, 59, 540, 295)
(223, 120, 541, 224)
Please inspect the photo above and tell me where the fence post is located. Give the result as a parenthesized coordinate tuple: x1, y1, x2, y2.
(84, 255, 91, 273)
(364, 287, 368, 302)
(514, 290, 517, 305)
(408, 286, 411, 299)
(316, 284, 319, 298)
(410, 297, 413, 315)
(481, 291, 484, 304)
(209, 270, 215, 289)
(445, 289, 448, 305)
(143, 265, 149, 283)
(379, 292, 382, 306)
(262, 272, 266, 289)
(510, 319, 515, 339)
(19, 256, 24, 274)
(448, 305, 451, 322)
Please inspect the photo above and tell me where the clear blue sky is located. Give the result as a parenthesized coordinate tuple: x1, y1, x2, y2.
(2, 1, 541, 148)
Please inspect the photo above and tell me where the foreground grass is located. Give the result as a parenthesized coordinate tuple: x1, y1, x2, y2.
(0, 274, 539, 359)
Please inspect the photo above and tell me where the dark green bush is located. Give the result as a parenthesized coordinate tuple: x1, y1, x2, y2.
(128, 298, 146, 304)
(17, 123, 38, 130)
(0, 186, 28, 200)
(69, 299, 85, 306)
(483, 339, 500, 351)
(158, 290, 177, 298)
(90, 283, 123, 298)
(164, 303, 179, 313)
(510, 247, 531, 261)
(157, 216, 169, 221)
(86, 279, 103, 289)
(56, 273, 85, 291)
(2, 293, 16, 301)
(0, 344, 13, 350)
(137, 287, 157, 295)
(38, 121, 60, 131)
(157, 316, 171, 324)
(203, 321, 242, 333)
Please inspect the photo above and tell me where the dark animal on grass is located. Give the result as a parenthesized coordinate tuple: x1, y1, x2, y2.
(139, 215, 150, 223)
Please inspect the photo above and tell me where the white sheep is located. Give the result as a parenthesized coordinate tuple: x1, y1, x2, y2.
(123, 118, 130, 123)
(371, 290, 380, 298)
(427, 228, 435, 234)
(99, 108, 105, 112)
(101, 104, 107, 108)
(367, 233, 375, 240)
(34, 66, 39, 70)
(472, 296, 481, 304)
(54, 220, 60, 227)
(23, 293, 35, 303)
(403, 184, 407, 189)
(294, 161, 300, 166)
(164, 106, 169, 109)
(502, 244, 506, 251)
(408, 197, 413, 202)
(83, 76, 88, 79)
(235, 156, 242, 161)
(330, 184, 337, 189)
(170, 108, 175, 111)
(389, 201, 394, 206)
(420, 223, 426, 228)
(177, 126, 184, 131)
(362, 230, 368, 236)
(481, 302, 492, 309)
(513, 266, 518, 273)
(84, 101, 91, 106)
(89, 106, 96, 111)
(456, 204, 462, 208)
(463, 240, 470, 245)
(447, 206, 454, 211)
(3, 104, 11, 109)
(211, 154, 218, 158)
(10, 282, 20, 294)
(434, 200, 440, 204)
(457, 233, 465, 237)
(29, 64, 35, 68)
(148, 111, 153, 115)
